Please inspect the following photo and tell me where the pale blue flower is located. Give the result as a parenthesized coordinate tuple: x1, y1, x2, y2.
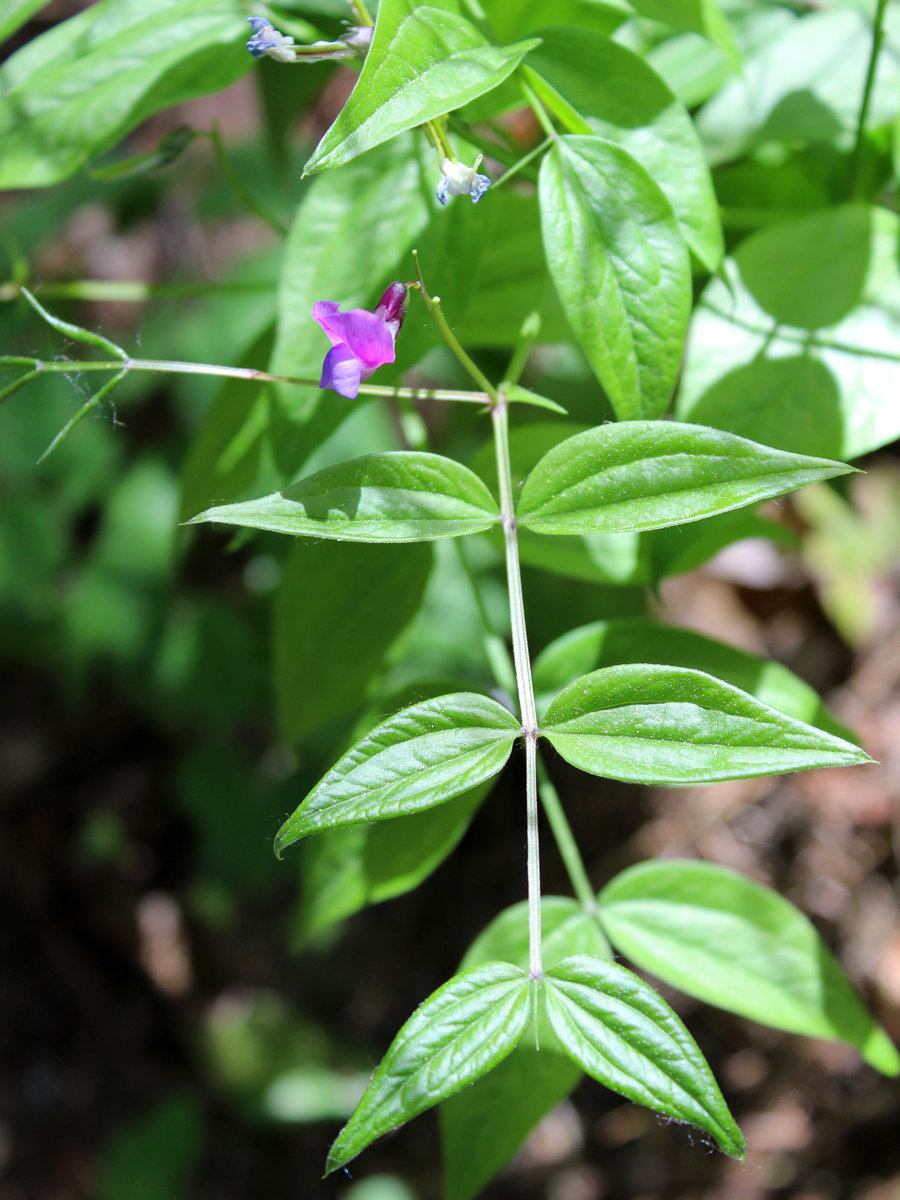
(436, 155, 491, 206)
(246, 17, 297, 62)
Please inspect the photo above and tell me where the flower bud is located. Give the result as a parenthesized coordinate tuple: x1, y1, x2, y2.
(374, 282, 409, 339)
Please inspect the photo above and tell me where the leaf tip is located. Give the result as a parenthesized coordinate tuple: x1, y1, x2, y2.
(861, 1024, 900, 1076)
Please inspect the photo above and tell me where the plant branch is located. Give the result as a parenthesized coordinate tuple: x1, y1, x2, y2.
(411, 251, 500, 404)
(1, 279, 276, 303)
(492, 398, 542, 979)
(852, 0, 890, 198)
(38, 369, 128, 462)
(493, 136, 553, 190)
(207, 124, 288, 235)
(521, 80, 558, 141)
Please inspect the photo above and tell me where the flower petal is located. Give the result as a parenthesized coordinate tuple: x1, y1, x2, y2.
(312, 301, 344, 346)
(314, 307, 395, 369)
(320, 343, 362, 399)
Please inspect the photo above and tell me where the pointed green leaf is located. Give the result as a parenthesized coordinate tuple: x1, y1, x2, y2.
(544, 955, 745, 1158)
(532, 617, 852, 739)
(504, 384, 568, 415)
(539, 136, 691, 420)
(440, 1046, 581, 1200)
(541, 665, 870, 785)
(189, 452, 500, 542)
(461, 897, 612, 972)
(516, 421, 855, 536)
(275, 693, 519, 853)
(525, 28, 723, 270)
(304, 0, 539, 175)
(326, 963, 531, 1173)
(598, 860, 900, 1076)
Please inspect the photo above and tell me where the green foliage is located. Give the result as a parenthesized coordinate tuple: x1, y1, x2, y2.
(460, 896, 612, 970)
(539, 136, 691, 419)
(542, 665, 870, 784)
(326, 963, 532, 1172)
(191, 451, 501, 540)
(0, 0, 252, 188)
(543, 956, 745, 1158)
(304, 0, 539, 174)
(275, 692, 519, 851)
(96, 1095, 204, 1200)
(273, 540, 431, 741)
(516, 421, 854, 535)
(598, 860, 900, 1075)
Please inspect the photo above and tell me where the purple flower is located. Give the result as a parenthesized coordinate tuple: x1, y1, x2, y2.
(313, 283, 409, 400)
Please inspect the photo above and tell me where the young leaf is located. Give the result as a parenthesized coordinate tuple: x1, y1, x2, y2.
(461, 897, 612, 972)
(544, 955, 745, 1159)
(189, 452, 500, 542)
(538, 136, 691, 420)
(531, 617, 851, 738)
(304, 0, 539, 175)
(275, 693, 519, 853)
(274, 541, 432, 742)
(541, 664, 870, 785)
(525, 28, 723, 270)
(516, 421, 855, 536)
(0, 0, 251, 189)
(598, 860, 900, 1076)
(440, 1046, 582, 1200)
(326, 963, 531, 1173)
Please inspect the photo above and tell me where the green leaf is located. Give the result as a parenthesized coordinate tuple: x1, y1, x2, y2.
(735, 205, 873, 332)
(461, 897, 612, 972)
(598, 860, 900, 1076)
(532, 617, 850, 738)
(544, 955, 745, 1159)
(647, 507, 797, 582)
(626, 0, 739, 68)
(0, 0, 53, 43)
(189, 452, 500, 542)
(516, 421, 854, 536)
(440, 1046, 582, 1200)
(678, 209, 900, 460)
(541, 664, 870, 784)
(268, 136, 431, 477)
(326, 963, 531, 1173)
(696, 9, 900, 166)
(294, 782, 490, 941)
(97, 1095, 204, 1200)
(525, 28, 722, 270)
(504, 384, 568, 415)
(482, 0, 630, 41)
(274, 541, 432, 741)
(539, 136, 691, 420)
(0, 0, 251, 189)
(275, 693, 519, 853)
(304, 0, 539, 175)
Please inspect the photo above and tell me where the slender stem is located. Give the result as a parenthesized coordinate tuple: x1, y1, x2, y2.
(349, 0, 373, 25)
(492, 399, 541, 978)
(851, 0, 890, 198)
(536, 756, 596, 914)
(423, 118, 455, 162)
(412, 252, 500, 403)
(1, 279, 276, 303)
(446, 117, 539, 183)
(0, 355, 488, 404)
(208, 125, 288, 235)
(38, 368, 128, 462)
(503, 312, 541, 387)
(493, 136, 553, 190)
(521, 80, 558, 141)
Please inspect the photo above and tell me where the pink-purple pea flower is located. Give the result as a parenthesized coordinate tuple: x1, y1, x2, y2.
(313, 283, 409, 400)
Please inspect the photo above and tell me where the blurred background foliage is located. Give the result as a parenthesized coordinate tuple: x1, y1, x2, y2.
(2, 0, 900, 1198)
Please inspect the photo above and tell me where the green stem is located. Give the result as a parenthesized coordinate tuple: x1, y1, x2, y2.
(502, 312, 541, 387)
(493, 136, 553, 190)
(412, 252, 500, 404)
(492, 399, 541, 979)
(1, 280, 276, 303)
(536, 756, 596, 914)
(0, 354, 489, 404)
(521, 80, 558, 141)
(38, 368, 128, 462)
(208, 125, 288, 235)
(852, 0, 890, 199)
(349, 0, 373, 25)
(446, 117, 539, 183)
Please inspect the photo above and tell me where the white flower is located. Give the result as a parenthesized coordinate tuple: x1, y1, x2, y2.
(436, 155, 491, 206)
(246, 17, 297, 62)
